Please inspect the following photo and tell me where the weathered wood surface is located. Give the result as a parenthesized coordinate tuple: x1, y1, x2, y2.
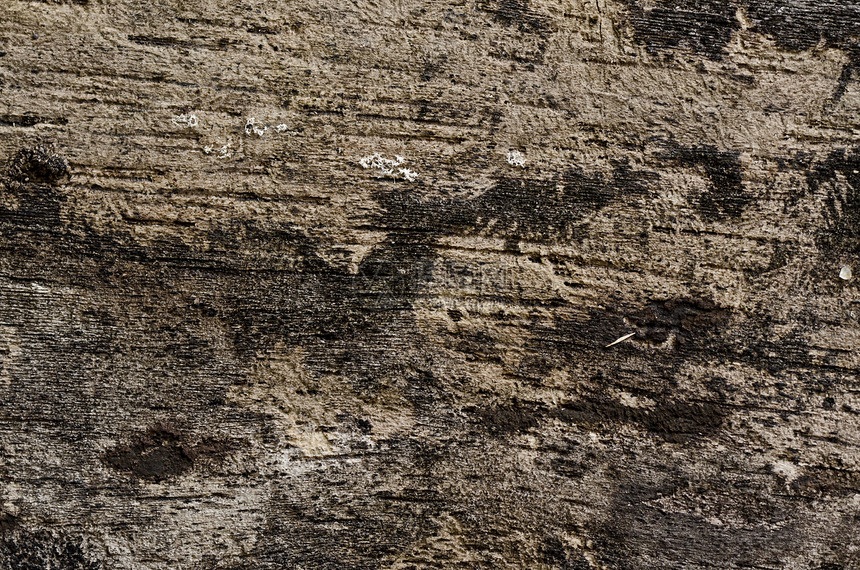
(1, 0, 859, 568)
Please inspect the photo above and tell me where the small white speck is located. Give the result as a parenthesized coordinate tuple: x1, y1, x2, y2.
(399, 168, 418, 182)
(606, 332, 635, 348)
(172, 113, 199, 128)
(275, 124, 288, 132)
(772, 460, 799, 483)
(839, 265, 852, 280)
(359, 153, 418, 181)
(245, 117, 268, 137)
(507, 149, 526, 168)
(203, 142, 232, 158)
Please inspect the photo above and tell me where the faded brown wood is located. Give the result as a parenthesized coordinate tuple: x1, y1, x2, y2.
(0, 0, 859, 568)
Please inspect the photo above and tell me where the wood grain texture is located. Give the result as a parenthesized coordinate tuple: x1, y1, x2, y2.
(0, 0, 859, 568)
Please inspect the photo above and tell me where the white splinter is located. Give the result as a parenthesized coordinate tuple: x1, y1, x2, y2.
(606, 332, 635, 348)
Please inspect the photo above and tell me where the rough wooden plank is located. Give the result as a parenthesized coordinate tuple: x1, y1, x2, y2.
(0, 0, 858, 568)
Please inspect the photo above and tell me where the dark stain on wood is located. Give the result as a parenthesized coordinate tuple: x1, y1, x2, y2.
(377, 162, 657, 241)
(4, 145, 68, 188)
(632, 297, 732, 345)
(0, 530, 102, 570)
(659, 143, 748, 220)
(807, 147, 860, 255)
(474, 401, 541, 436)
(103, 424, 195, 481)
(557, 399, 725, 443)
(478, 0, 554, 37)
(619, 0, 739, 60)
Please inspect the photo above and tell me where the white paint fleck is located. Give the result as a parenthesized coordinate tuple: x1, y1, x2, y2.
(202, 142, 232, 159)
(507, 149, 526, 167)
(772, 460, 800, 483)
(839, 265, 852, 280)
(245, 118, 290, 137)
(245, 117, 268, 137)
(359, 153, 418, 181)
(172, 113, 199, 128)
